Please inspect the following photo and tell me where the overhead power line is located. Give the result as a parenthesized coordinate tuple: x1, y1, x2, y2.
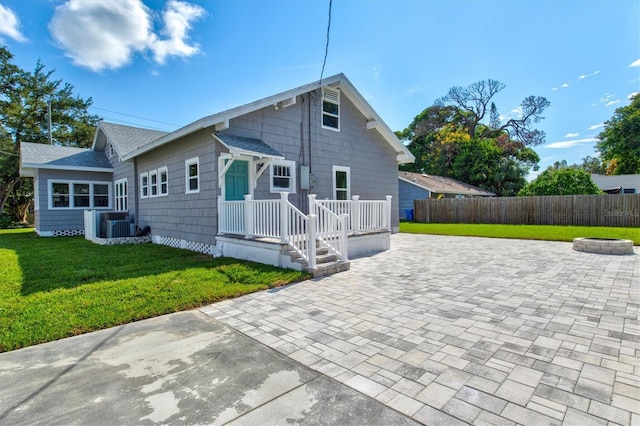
(89, 106, 180, 128)
(319, 0, 333, 84)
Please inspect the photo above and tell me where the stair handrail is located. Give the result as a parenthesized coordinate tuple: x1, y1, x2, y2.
(309, 195, 347, 261)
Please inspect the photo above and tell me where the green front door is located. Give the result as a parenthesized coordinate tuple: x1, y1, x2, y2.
(225, 160, 249, 201)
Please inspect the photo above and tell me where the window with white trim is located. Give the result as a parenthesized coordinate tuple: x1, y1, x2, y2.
(140, 172, 149, 198)
(159, 166, 168, 196)
(108, 144, 115, 158)
(333, 165, 350, 201)
(270, 160, 296, 193)
(115, 179, 127, 211)
(185, 157, 199, 193)
(149, 170, 158, 197)
(322, 87, 340, 131)
(48, 180, 111, 209)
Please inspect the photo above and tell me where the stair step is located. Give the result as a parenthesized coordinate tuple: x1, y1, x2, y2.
(304, 260, 351, 278)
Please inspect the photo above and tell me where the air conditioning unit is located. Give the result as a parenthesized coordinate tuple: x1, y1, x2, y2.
(107, 220, 131, 238)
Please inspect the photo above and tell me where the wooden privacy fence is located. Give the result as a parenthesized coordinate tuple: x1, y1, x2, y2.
(414, 194, 640, 227)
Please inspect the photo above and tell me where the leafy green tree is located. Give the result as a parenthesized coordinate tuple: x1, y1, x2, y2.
(0, 46, 100, 219)
(597, 94, 640, 174)
(400, 80, 547, 196)
(518, 168, 601, 196)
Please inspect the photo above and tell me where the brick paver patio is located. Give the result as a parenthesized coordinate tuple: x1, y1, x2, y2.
(201, 234, 639, 425)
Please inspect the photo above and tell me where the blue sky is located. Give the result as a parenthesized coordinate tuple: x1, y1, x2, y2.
(1, 0, 638, 179)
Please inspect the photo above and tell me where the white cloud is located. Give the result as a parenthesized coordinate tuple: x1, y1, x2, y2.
(564, 132, 579, 138)
(605, 99, 620, 107)
(561, 83, 570, 88)
(578, 70, 601, 80)
(630, 59, 640, 67)
(629, 92, 639, 99)
(49, 0, 204, 72)
(149, 0, 205, 64)
(0, 4, 27, 42)
(544, 137, 598, 149)
(588, 123, 604, 130)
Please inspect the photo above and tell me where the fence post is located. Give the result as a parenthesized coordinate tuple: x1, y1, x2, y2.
(351, 195, 360, 234)
(244, 194, 253, 239)
(217, 195, 225, 235)
(340, 213, 349, 261)
(280, 192, 289, 243)
(385, 195, 392, 231)
(308, 214, 317, 269)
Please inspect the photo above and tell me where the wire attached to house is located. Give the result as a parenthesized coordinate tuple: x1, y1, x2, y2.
(319, 0, 333, 85)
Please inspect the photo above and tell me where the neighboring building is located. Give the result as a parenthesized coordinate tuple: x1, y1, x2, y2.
(590, 174, 640, 194)
(399, 171, 494, 220)
(20, 73, 414, 274)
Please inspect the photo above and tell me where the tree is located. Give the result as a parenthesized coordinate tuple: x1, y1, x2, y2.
(518, 168, 601, 196)
(436, 79, 550, 145)
(0, 46, 100, 219)
(400, 80, 547, 196)
(597, 93, 640, 175)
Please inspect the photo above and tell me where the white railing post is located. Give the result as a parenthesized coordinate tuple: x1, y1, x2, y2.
(385, 195, 392, 231)
(280, 192, 289, 243)
(308, 214, 317, 268)
(244, 194, 253, 239)
(217, 195, 225, 235)
(351, 195, 360, 234)
(308, 194, 317, 216)
(340, 213, 349, 261)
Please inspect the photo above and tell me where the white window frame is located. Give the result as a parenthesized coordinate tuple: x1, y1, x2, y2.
(185, 157, 200, 194)
(269, 160, 296, 193)
(108, 144, 115, 158)
(332, 165, 350, 201)
(140, 172, 149, 199)
(158, 166, 169, 196)
(115, 178, 127, 211)
(47, 179, 112, 210)
(321, 87, 340, 131)
(149, 170, 158, 197)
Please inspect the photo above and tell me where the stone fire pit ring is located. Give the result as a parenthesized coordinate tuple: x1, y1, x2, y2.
(573, 238, 635, 255)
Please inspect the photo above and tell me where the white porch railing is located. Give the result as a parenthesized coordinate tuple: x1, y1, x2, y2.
(218, 193, 392, 269)
(315, 195, 392, 234)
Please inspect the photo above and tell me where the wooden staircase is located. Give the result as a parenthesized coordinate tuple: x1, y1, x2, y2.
(284, 243, 350, 278)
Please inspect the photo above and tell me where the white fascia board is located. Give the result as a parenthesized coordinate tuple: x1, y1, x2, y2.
(20, 163, 113, 174)
(122, 75, 345, 161)
(19, 166, 34, 177)
(337, 77, 415, 165)
(399, 176, 434, 193)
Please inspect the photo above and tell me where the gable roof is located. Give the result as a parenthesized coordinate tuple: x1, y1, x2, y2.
(399, 171, 495, 197)
(20, 142, 113, 177)
(92, 121, 169, 158)
(121, 73, 414, 164)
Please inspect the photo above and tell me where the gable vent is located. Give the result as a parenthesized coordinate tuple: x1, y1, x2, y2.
(322, 87, 340, 104)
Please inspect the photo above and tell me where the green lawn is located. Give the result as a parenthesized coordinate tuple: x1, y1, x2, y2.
(400, 222, 640, 245)
(0, 228, 310, 352)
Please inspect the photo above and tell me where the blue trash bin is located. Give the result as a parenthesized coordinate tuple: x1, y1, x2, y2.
(404, 209, 414, 221)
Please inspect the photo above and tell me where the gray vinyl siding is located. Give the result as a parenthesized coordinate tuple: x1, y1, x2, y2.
(221, 91, 401, 227)
(109, 150, 136, 219)
(135, 129, 217, 245)
(399, 179, 430, 219)
(34, 168, 113, 233)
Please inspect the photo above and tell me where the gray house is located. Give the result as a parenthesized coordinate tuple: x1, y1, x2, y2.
(399, 171, 494, 220)
(20, 73, 414, 275)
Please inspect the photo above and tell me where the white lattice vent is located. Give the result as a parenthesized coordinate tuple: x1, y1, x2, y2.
(153, 235, 182, 249)
(152, 235, 212, 255)
(186, 241, 212, 255)
(53, 229, 84, 237)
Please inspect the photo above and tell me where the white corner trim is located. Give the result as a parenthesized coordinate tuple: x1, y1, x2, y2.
(215, 119, 229, 131)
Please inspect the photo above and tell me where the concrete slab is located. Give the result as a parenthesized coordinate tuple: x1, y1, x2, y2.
(0, 311, 415, 425)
